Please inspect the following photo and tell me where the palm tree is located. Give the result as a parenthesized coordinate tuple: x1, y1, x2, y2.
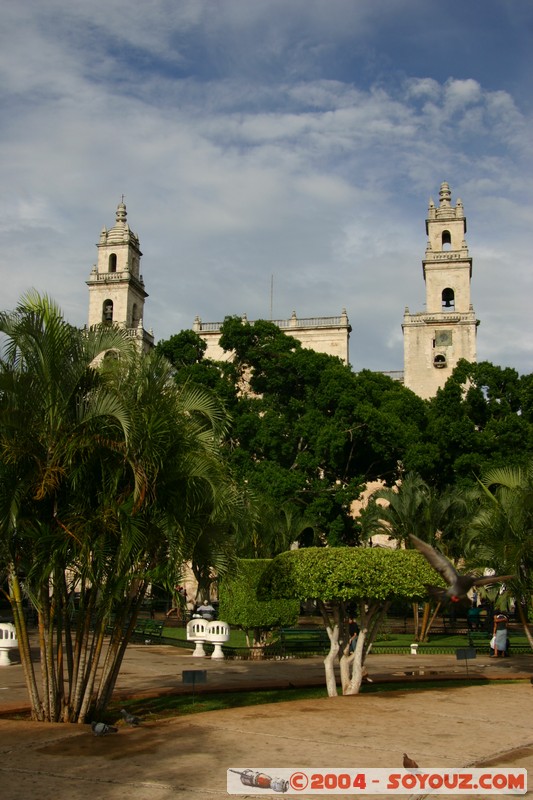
(360, 473, 431, 548)
(467, 462, 533, 649)
(361, 473, 472, 639)
(0, 292, 134, 720)
(0, 293, 236, 722)
(234, 493, 319, 560)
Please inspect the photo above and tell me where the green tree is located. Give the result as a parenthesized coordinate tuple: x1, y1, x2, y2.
(259, 547, 441, 695)
(0, 293, 234, 722)
(218, 559, 299, 651)
(217, 317, 428, 544)
(155, 329, 236, 400)
(155, 329, 207, 367)
(419, 360, 533, 487)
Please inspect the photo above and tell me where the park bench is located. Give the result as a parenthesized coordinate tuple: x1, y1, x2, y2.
(468, 631, 490, 647)
(104, 615, 164, 641)
(467, 630, 530, 655)
(274, 627, 330, 657)
(132, 618, 164, 640)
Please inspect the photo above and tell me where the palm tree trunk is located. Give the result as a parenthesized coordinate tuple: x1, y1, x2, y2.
(78, 623, 107, 723)
(95, 588, 148, 715)
(7, 573, 43, 720)
(37, 592, 51, 721)
(412, 601, 419, 639)
(44, 593, 59, 722)
(70, 597, 95, 720)
(420, 601, 441, 640)
(517, 602, 533, 650)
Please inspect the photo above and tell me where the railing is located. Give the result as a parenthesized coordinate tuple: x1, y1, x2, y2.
(380, 370, 404, 382)
(275, 316, 349, 329)
(194, 316, 350, 333)
(425, 251, 469, 262)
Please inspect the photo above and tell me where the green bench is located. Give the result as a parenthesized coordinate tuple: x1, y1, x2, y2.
(133, 619, 164, 640)
(105, 616, 164, 640)
(468, 631, 495, 652)
(275, 627, 331, 657)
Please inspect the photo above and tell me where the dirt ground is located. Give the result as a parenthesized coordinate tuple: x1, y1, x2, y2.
(1, 645, 532, 799)
(1, 681, 532, 800)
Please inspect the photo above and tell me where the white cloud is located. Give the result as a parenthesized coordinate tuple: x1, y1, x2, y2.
(0, 0, 532, 377)
(443, 78, 482, 112)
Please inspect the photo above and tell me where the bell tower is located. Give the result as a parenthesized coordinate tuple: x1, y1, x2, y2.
(402, 182, 478, 399)
(86, 201, 153, 351)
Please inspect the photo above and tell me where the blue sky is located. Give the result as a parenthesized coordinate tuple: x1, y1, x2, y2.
(1, 0, 532, 374)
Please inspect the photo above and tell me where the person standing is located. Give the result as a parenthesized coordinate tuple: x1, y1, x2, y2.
(348, 618, 360, 653)
(467, 603, 480, 631)
(491, 613, 508, 657)
(166, 585, 187, 620)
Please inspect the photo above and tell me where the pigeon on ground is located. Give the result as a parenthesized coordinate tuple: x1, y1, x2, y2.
(409, 534, 513, 603)
(91, 721, 118, 736)
(403, 753, 419, 769)
(120, 708, 141, 726)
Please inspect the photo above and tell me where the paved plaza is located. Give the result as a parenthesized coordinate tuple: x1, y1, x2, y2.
(0, 643, 532, 799)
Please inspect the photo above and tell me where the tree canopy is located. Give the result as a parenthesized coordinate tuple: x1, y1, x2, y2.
(418, 360, 533, 487)
(259, 546, 443, 695)
(259, 546, 441, 602)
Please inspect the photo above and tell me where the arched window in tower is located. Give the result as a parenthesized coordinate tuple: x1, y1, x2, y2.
(103, 300, 114, 324)
(131, 303, 139, 328)
(442, 230, 451, 250)
(441, 288, 455, 310)
(109, 254, 117, 273)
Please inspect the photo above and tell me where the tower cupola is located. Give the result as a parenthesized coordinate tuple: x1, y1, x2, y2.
(86, 200, 153, 351)
(402, 182, 478, 398)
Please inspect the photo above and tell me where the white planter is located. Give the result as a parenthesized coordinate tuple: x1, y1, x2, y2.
(0, 623, 18, 666)
(205, 621, 230, 659)
(186, 618, 207, 657)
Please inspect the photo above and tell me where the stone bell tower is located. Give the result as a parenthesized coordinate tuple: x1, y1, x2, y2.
(86, 201, 153, 351)
(402, 182, 478, 399)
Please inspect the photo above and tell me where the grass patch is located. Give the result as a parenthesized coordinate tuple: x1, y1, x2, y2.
(3, 678, 525, 724)
(160, 625, 531, 653)
(108, 678, 525, 725)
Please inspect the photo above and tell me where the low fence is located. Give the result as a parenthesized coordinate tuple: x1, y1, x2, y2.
(155, 629, 531, 660)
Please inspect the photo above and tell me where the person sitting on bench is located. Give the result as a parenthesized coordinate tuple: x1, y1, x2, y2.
(196, 599, 216, 621)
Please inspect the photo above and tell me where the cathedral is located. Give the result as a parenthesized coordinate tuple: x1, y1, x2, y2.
(87, 182, 477, 399)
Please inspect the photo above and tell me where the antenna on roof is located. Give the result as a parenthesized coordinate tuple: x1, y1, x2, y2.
(270, 274, 274, 320)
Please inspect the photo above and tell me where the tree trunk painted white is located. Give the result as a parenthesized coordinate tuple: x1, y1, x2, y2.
(323, 623, 340, 697)
(343, 631, 366, 695)
(342, 599, 391, 695)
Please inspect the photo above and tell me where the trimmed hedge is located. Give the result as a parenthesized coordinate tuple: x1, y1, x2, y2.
(219, 559, 299, 640)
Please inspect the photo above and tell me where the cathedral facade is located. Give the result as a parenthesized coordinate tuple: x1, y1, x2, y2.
(87, 182, 478, 398)
(192, 309, 352, 364)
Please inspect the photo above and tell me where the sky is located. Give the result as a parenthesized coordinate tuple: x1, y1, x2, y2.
(1, 0, 532, 374)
